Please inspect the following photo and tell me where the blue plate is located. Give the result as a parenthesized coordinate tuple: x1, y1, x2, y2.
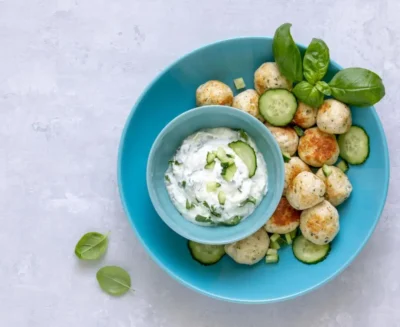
(146, 105, 284, 245)
(118, 37, 390, 303)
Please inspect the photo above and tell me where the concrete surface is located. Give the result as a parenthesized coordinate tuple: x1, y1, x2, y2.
(1, 0, 399, 326)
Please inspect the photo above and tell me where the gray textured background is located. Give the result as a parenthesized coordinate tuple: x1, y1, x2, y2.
(1, 0, 399, 326)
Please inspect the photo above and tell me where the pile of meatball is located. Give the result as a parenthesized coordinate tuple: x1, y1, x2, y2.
(195, 62, 353, 265)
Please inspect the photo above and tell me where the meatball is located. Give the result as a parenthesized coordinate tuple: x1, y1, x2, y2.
(266, 124, 299, 156)
(293, 102, 318, 128)
(298, 127, 340, 167)
(232, 89, 263, 121)
(284, 156, 311, 195)
(224, 228, 269, 265)
(300, 200, 340, 245)
(196, 80, 233, 106)
(286, 171, 326, 210)
(316, 166, 353, 206)
(254, 62, 292, 95)
(265, 197, 300, 234)
(317, 99, 352, 134)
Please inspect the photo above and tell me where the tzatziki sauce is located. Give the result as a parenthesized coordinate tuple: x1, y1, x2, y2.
(165, 128, 268, 226)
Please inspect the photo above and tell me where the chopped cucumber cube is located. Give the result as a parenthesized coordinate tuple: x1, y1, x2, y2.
(205, 161, 216, 170)
(322, 164, 332, 177)
(221, 163, 237, 181)
(265, 254, 279, 264)
(206, 182, 221, 192)
(336, 160, 349, 173)
(270, 241, 281, 250)
(271, 233, 281, 243)
(285, 233, 293, 245)
(234, 77, 246, 90)
(267, 248, 278, 256)
(218, 191, 226, 205)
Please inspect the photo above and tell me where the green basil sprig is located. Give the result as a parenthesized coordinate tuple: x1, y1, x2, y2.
(273, 23, 303, 83)
(96, 266, 132, 296)
(303, 38, 330, 84)
(75, 232, 109, 260)
(328, 67, 385, 106)
(315, 81, 331, 96)
(293, 81, 324, 108)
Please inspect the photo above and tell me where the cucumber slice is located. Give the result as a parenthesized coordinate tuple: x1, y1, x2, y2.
(218, 191, 226, 205)
(336, 160, 349, 173)
(322, 164, 332, 177)
(282, 152, 291, 163)
(228, 141, 257, 177)
(188, 241, 225, 266)
(293, 125, 304, 137)
(205, 161, 216, 170)
(293, 235, 331, 264)
(206, 152, 216, 164)
(206, 182, 221, 192)
(338, 126, 370, 165)
(234, 77, 246, 90)
(221, 163, 237, 181)
(259, 89, 297, 126)
(265, 254, 279, 264)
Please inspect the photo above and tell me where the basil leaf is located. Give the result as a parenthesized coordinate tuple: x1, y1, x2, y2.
(303, 38, 330, 84)
(96, 266, 132, 296)
(293, 81, 324, 108)
(75, 232, 109, 260)
(315, 81, 331, 96)
(328, 67, 385, 106)
(273, 23, 303, 82)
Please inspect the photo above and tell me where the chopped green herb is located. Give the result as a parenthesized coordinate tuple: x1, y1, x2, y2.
(174, 160, 182, 165)
(195, 215, 213, 223)
(294, 125, 304, 137)
(238, 129, 249, 141)
(186, 199, 195, 210)
(203, 201, 210, 209)
(181, 181, 186, 188)
(165, 175, 170, 182)
(219, 216, 242, 226)
(210, 206, 221, 218)
(240, 196, 257, 207)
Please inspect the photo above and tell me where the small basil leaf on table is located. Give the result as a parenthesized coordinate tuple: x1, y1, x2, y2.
(293, 81, 324, 108)
(328, 67, 385, 106)
(75, 232, 109, 260)
(273, 23, 303, 82)
(303, 38, 330, 84)
(96, 266, 132, 296)
(315, 81, 331, 96)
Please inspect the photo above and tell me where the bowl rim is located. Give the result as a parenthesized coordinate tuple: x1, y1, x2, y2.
(145, 104, 284, 245)
(117, 36, 390, 303)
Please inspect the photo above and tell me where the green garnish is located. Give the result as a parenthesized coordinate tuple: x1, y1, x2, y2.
(195, 215, 213, 223)
(234, 77, 246, 90)
(165, 175, 170, 182)
(96, 266, 132, 296)
(75, 232, 109, 260)
(186, 199, 195, 210)
(238, 129, 249, 141)
(240, 196, 257, 207)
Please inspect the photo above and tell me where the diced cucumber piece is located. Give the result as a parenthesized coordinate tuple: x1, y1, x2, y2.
(216, 147, 235, 165)
(267, 248, 278, 256)
(228, 141, 257, 177)
(336, 160, 349, 173)
(259, 89, 297, 126)
(238, 129, 249, 141)
(270, 233, 281, 243)
(206, 182, 221, 192)
(186, 199, 195, 210)
(221, 163, 237, 181)
(240, 196, 257, 207)
(234, 77, 246, 90)
(282, 152, 291, 163)
(290, 228, 298, 239)
(219, 215, 242, 226)
(206, 152, 216, 164)
(265, 254, 279, 264)
(195, 215, 213, 223)
(322, 164, 332, 177)
(205, 161, 216, 170)
(338, 126, 370, 165)
(218, 191, 226, 205)
(285, 233, 293, 245)
(270, 241, 280, 250)
(293, 235, 331, 264)
(188, 241, 225, 266)
(294, 125, 304, 137)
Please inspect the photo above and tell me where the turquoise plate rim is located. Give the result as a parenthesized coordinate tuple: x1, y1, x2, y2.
(117, 36, 390, 304)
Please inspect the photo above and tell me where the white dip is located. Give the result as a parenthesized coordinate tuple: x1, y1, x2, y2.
(165, 127, 268, 226)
